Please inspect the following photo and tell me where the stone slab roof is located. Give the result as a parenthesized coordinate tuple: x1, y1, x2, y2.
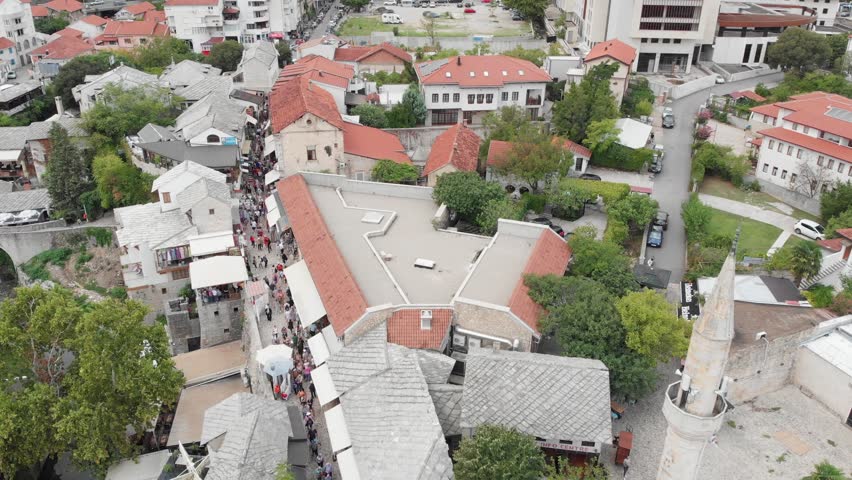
(428, 383, 463, 436)
(0, 189, 51, 214)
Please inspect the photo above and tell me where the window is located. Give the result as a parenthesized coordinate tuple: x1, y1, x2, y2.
(786, 145, 793, 155)
(581, 441, 596, 447)
(781, 170, 787, 179)
(161, 288, 167, 294)
(793, 124, 798, 131)
(662, 38, 670, 43)
(803, 126, 810, 134)
(208, 209, 215, 215)
(511, 91, 519, 101)
(641, 38, 648, 43)
(772, 167, 778, 176)
(796, 149, 803, 159)
(762, 163, 769, 173)
(650, 38, 659, 43)
(501, 91, 508, 101)
(467, 94, 474, 104)
(306, 146, 316, 161)
(790, 173, 797, 183)
(485, 94, 493, 103)
(823, 8, 828, 13)
(431, 109, 458, 125)
(768, 139, 774, 149)
(674, 39, 681, 43)
(776, 142, 783, 152)
(224, 328, 230, 334)
(206, 134, 220, 143)
(453, 93, 459, 102)
(828, 159, 835, 168)
(442, 93, 450, 102)
(162, 192, 171, 203)
(476, 94, 484, 104)
(432, 93, 439, 102)
(818, 155, 824, 166)
(839, 163, 845, 174)
(754, 43, 763, 62)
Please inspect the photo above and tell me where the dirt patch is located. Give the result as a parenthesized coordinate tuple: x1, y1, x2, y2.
(46, 246, 124, 297)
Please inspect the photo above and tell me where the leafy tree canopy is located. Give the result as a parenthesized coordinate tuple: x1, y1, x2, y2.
(0, 286, 184, 477)
(454, 425, 546, 480)
(682, 193, 713, 242)
(821, 182, 852, 222)
(34, 13, 69, 34)
(766, 27, 833, 74)
(567, 234, 639, 297)
(546, 457, 610, 480)
(44, 124, 91, 220)
(371, 159, 419, 184)
(826, 208, 852, 238)
(275, 42, 292, 67)
(582, 118, 620, 156)
(401, 84, 427, 124)
(608, 193, 658, 232)
(206, 40, 244, 72)
(134, 37, 203, 72)
(502, 0, 548, 20)
(552, 62, 619, 143)
(92, 153, 155, 209)
(495, 126, 564, 192)
(622, 76, 656, 118)
(502, 46, 546, 67)
(350, 104, 388, 128)
(476, 197, 524, 235)
(82, 84, 182, 146)
(616, 289, 691, 362)
(342, 0, 370, 11)
(433, 171, 505, 221)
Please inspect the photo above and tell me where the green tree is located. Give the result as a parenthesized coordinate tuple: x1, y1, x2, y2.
(552, 62, 619, 143)
(92, 153, 154, 209)
(788, 241, 824, 285)
(350, 104, 388, 128)
(494, 127, 563, 192)
(82, 84, 182, 146)
(766, 27, 832, 74)
(401, 84, 427, 125)
(616, 289, 691, 363)
(621, 76, 656, 117)
(826, 208, 852, 238)
(49, 52, 137, 108)
(682, 194, 712, 241)
(476, 197, 524, 235)
(582, 118, 620, 156)
(568, 235, 639, 297)
(502, 46, 546, 67)
(44, 124, 92, 220)
(481, 106, 531, 156)
(634, 99, 653, 117)
(608, 193, 658, 233)
(433, 171, 505, 221)
(0, 286, 184, 477)
(801, 461, 849, 480)
(502, 0, 548, 20)
(275, 41, 292, 67)
(206, 40, 244, 72)
(34, 13, 69, 34)
(454, 425, 546, 480)
(371, 159, 419, 184)
(546, 457, 610, 479)
(821, 182, 852, 222)
(341, 0, 369, 11)
(386, 102, 416, 128)
(134, 37, 203, 72)
(275, 463, 297, 480)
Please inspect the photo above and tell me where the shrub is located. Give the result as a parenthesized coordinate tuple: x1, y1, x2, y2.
(829, 293, 852, 315)
(682, 194, 712, 242)
(705, 233, 734, 250)
(591, 144, 649, 172)
(371, 159, 419, 184)
(108, 286, 128, 300)
(21, 247, 74, 281)
(559, 178, 630, 206)
(695, 125, 713, 140)
(604, 219, 629, 245)
(744, 180, 762, 192)
(521, 193, 546, 214)
(804, 284, 835, 308)
(86, 227, 113, 247)
(685, 244, 728, 280)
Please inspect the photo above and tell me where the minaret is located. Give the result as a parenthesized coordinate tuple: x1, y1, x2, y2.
(656, 241, 736, 480)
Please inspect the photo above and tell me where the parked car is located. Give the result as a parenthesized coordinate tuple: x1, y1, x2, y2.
(384, 1, 397, 5)
(714, 75, 725, 84)
(511, 12, 522, 19)
(14, 209, 43, 225)
(464, 7, 475, 12)
(530, 217, 567, 238)
(662, 113, 675, 128)
(794, 219, 825, 240)
(649, 157, 663, 174)
(647, 225, 664, 248)
(653, 211, 669, 231)
(429, 1, 436, 6)
(579, 173, 602, 181)
(6, 71, 16, 80)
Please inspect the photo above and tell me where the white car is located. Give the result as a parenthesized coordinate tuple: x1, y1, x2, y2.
(714, 75, 725, 84)
(383, 1, 396, 5)
(794, 219, 825, 240)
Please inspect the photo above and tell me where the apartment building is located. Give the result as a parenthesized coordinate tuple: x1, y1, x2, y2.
(577, 0, 721, 74)
(165, 0, 224, 53)
(0, 0, 40, 66)
(710, 2, 815, 65)
(414, 55, 551, 126)
(751, 92, 852, 198)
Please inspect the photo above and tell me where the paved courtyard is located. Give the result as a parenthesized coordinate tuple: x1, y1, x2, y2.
(601, 364, 852, 480)
(343, 2, 531, 37)
(705, 119, 753, 156)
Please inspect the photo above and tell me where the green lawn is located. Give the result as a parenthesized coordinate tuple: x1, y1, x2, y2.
(783, 234, 810, 250)
(337, 15, 527, 37)
(699, 177, 822, 223)
(707, 207, 782, 257)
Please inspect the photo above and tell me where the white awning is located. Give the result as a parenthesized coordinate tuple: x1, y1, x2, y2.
(322, 325, 342, 356)
(264, 169, 281, 186)
(307, 333, 330, 366)
(311, 363, 339, 406)
(325, 405, 351, 453)
(0, 149, 21, 162)
(189, 256, 248, 289)
(264, 193, 279, 213)
(263, 136, 276, 158)
(255, 344, 293, 377)
(188, 231, 235, 257)
(266, 208, 281, 229)
(282, 260, 327, 329)
(336, 449, 361, 480)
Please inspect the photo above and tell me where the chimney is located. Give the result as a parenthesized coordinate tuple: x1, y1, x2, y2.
(54, 96, 64, 116)
(456, 56, 461, 66)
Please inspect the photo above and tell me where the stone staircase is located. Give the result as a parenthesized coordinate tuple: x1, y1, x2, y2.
(800, 260, 847, 289)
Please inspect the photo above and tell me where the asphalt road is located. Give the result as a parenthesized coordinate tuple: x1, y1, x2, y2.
(309, 1, 342, 40)
(650, 72, 785, 284)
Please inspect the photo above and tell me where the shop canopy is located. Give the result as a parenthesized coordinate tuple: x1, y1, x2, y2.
(282, 260, 327, 329)
(307, 333, 330, 366)
(322, 324, 342, 356)
(264, 169, 281, 186)
(189, 256, 248, 289)
(336, 449, 360, 480)
(311, 363, 339, 406)
(325, 404, 351, 453)
(188, 231, 235, 257)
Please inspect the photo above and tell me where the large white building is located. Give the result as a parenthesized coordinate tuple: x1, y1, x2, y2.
(0, 0, 39, 67)
(413, 55, 552, 126)
(750, 92, 852, 198)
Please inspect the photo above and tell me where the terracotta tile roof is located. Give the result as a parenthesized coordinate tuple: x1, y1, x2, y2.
(557, 136, 592, 158)
(54, 26, 84, 38)
(30, 5, 49, 16)
(277, 175, 368, 336)
(279, 56, 353, 89)
(333, 42, 412, 63)
(751, 91, 852, 137)
(729, 90, 766, 102)
(44, 0, 83, 12)
(750, 103, 780, 119)
(415, 55, 550, 87)
(101, 19, 168, 37)
(507, 230, 571, 333)
(422, 124, 481, 176)
(30, 35, 94, 60)
(343, 122, 410, 163)
(387, 308, 452, 350)
(0, 38, 14, 50)
(79, 14, 109, 26)
(487, 137, 590, 168)
(123, 1, 155, 14)
(269, 75, 344, 133)
(143, 9, 166, 22)
(165, 0, 218, 6)
(585, 38, 636, 66)
(718, 12, 815, 28)
(816, 238, 844, 252)
(333, 46, 370, 62)
(835, 228, 852, 242)
(758, 126, 852, 163)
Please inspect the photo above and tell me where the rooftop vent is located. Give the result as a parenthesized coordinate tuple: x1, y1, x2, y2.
(420, 309, 432, 329)
(483, 71, 489, 76)
(414, 258, 436, 269)
(361, 211, 384, 224)
(469, 71, 475, 77)
(518, 70, 525, 75)
(502, 70, 507, 76)
(445, 71, 451, 77)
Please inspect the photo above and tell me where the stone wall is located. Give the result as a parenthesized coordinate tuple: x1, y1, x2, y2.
(198, 297, 244, 348)
(745, 175, 821, 216)
(383, 125, 487, 153)
(670, 75, 718, 100)
(344, 305, 395, 345)
(163, 297, 201, 355)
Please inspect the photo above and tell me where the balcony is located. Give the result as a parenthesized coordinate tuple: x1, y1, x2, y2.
(525, 90, 542, 106)
(203, 16, 223, 27)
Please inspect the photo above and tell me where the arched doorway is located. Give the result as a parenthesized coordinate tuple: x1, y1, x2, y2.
(0, 248, 17, 299)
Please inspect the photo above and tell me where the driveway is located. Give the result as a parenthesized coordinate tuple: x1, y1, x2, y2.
(650, 72, 784, 284)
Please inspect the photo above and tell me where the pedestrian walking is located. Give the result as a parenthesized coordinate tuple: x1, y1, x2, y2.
(623, 456, 630, 478)
(265, 304, 272, 322)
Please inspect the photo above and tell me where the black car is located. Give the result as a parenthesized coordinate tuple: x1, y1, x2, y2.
(653, 211, 669, 231)
(530, 217, 566, 237)
(579, 173, 602, 181)
(662, 114, 675, 128)
(647, 225, 664, 248)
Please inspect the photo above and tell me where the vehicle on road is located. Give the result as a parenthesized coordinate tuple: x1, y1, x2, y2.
(650, 156, 663, 174)
(382, 12, 403, 22)
(578, 173, 602, 181)
(6, 71, 16, 80)
(662, 113, 675, 128)
(429, 1, 436, 6)
(384, 1, 397, 5)
(794, 219, 825, 240)
(464, 7, 475, 12)
(714, 75, 725, 84)
(530, 217, 567, 237)
(653, 211, 669, 231)
(647, 225, 664, 247)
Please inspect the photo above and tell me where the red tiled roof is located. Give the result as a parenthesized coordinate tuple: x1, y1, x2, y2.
(201, 36, 224, 46)
(751, 137, 763, 147)
(416, 55, 551, 87)
(123, 1, 155, 14)
(718, 12, 815, 28)
(30, 35, 94, 60)
(729, 90, 766, 102)
(343, 122, 410, 164)
(586, 38, 636, 66)
(487, 137, 591, 167)
(143, 9, 166, 22)
(0, 38, 14, 50)
(277, 175, 368, 336)
(333, 42, 412, 63)
(386, 308, 452, 350)
(816, 238, 844, 252)
(281, 54, 355, 83)
(422, 124, 481, 176)
(269, 75, 344, 133)
(54, 26, 84, 38)
(44, 0, 83, 12)
(507, 229, 571, 333)
(835, 228, 852, 241)
(557, 136, 592, 158)
(30, 5, 49, 16)
(101, 19, 168, 37)
(751, 103, 780, 119)
(165, 0, 218, 6)
(333, 46, 370, 62)
(759, 127, 852, 163)
(751, 91, 852, 137)
(79, 14, 109, 26)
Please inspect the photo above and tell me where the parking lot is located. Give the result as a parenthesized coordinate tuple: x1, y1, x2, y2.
(339, 1, 531, 37)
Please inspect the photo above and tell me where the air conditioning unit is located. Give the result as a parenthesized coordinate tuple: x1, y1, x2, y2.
(338, 162, 346, 169)
(452, 334, 466, 347)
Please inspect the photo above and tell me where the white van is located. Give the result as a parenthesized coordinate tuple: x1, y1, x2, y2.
(382, 13, 403, 23)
